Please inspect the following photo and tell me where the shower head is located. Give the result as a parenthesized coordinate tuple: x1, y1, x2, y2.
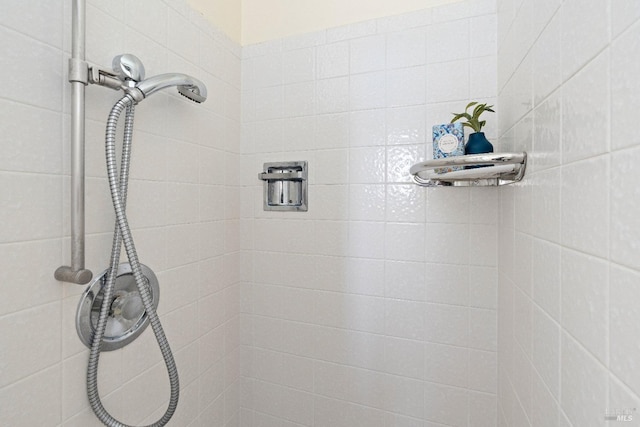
(131, 73, 207, 103)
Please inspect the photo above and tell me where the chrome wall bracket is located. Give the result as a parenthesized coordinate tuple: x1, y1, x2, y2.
(258, 161, 308, 211)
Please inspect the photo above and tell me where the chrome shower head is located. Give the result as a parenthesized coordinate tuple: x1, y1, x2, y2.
(132, 73, 207, 103)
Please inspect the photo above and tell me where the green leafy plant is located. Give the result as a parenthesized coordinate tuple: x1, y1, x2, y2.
(451, 102, 495, 133)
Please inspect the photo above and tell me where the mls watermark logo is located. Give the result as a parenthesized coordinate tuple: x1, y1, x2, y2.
(605, 408, 637, 422)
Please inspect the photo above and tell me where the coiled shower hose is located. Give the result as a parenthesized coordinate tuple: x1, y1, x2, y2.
(87, 94, 179, 427)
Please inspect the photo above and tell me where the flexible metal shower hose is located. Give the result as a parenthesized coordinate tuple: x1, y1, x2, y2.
(87, 94, 179, 427)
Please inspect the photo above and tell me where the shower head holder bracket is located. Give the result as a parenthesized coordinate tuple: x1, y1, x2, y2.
(88, 64, 126, 90)
(69, 53, 147, 92)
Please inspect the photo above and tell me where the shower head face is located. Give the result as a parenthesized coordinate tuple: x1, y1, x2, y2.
(133, 73, 207, 103)
(178, 85, 206, 103)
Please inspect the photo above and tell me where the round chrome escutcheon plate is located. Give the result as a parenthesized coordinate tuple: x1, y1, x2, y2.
(76, 263, 159, 351)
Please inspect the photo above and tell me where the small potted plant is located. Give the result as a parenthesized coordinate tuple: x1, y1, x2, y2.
(451, 102, 495, 156)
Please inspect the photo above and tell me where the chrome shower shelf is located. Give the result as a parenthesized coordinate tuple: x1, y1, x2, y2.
(409, 152, 527, 187)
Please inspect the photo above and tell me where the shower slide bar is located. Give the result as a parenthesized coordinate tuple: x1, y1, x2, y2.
(56, 0, 124, 284)
(55, 0, 93, 284)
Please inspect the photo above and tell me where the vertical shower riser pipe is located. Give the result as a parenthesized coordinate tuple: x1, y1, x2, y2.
(55, 0, 93, 284)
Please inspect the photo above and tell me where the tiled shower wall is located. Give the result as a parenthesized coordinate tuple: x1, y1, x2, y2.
(240, 1, 500, 425)
(497, 0, 640, 426)
(0, 0, 241, 425)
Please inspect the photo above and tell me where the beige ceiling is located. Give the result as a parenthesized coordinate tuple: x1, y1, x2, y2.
(187, 0, 464, 45)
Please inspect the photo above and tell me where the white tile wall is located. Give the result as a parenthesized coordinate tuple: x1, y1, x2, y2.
(241, 3, 499, 425)
(0, 0, 241, 426)
(9, 0, 635, 424)
(498, 0, 640, 426)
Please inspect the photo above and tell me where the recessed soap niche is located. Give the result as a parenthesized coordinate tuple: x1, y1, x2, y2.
(258, 161, 308, 211)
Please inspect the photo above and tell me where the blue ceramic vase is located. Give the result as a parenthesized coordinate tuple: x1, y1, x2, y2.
(464, 132, 493, 168)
